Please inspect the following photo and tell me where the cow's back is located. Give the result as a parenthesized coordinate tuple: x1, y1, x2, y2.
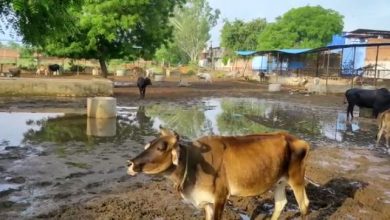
(194, 133, 309, 197)
(346, 88, 377, 108)
(378, 109, 390, 131)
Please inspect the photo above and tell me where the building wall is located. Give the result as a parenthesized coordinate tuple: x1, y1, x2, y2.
(0, 78, 113, 97)
(364, 38, 390, 78)
(0, 48, 19, 58)
(342, 37, 366, 74)
(365, 38, 390, 62)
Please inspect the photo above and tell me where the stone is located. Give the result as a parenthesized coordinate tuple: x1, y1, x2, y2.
(87, 97, 117, 119)
(268, 83, 281, 92)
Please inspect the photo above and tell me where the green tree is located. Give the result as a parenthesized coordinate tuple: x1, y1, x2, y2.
(43, 0, 184, 77)
(155, 42, 189, 65)
(146, 104, 206, 138)
(0, 0, 82, 45)
(221, 18, 267, 52)
(258, 6, 344, 50)
(170, 0, 220, 63)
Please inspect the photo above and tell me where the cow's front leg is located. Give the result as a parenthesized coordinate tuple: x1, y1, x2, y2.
(204, 204, 214, 220)
(204, 198, 227, 220)
(142, 88, 146, 98)
(213, 199, 226, 220)
(138, 87, 142, 99)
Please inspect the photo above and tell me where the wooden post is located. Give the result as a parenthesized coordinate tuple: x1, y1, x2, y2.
(326, 51, 330, 94)
(340, 48, 344, 75)
(242, 58, 249, 77)
(374, 45, 379, 88)
(352, 46, 356, 75)
(267, 53, 270, 73)
(279, 53, 282, 76)
(316, 52, 320, 77)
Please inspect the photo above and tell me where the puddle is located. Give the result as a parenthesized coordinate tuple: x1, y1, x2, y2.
(0, 97, 379, 152)
(144, 98, 378, 148)
(0, 97, 383, 218)
(0, 113, 64, 149)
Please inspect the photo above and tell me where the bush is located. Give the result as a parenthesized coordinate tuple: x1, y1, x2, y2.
(70, 65, 85, 72)
(216, 71, 225, 78)
(187, 69, 196, 76)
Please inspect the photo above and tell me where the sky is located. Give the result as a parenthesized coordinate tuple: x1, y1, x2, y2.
(1, 0, 389, 46)
(208, 0, 390, 46)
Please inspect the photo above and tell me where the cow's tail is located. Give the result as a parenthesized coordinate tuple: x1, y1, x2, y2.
(285, 134, 310, 182)
(343, 89, 351, 105)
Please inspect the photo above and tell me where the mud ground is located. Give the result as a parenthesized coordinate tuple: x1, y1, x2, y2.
(1, 78, 389, 220)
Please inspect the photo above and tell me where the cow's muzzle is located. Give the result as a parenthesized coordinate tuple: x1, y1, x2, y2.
(127, 160, 138, 176)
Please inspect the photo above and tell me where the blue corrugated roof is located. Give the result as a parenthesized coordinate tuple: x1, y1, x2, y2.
(236, 48, 313, 56)
(276, 49, 312, 54)
(235, 43, 390, 56)
(236, 50, 257, 56)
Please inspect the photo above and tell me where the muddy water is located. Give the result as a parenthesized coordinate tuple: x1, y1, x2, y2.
(0, 97, 385, 219)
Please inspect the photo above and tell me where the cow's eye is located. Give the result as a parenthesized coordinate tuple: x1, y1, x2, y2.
(157, 142, 168, 151)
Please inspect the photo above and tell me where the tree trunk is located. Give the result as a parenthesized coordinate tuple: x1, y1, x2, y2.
(99, 58, 108, 78)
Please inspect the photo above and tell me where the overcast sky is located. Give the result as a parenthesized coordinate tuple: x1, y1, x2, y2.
(208, 0, 390, 46)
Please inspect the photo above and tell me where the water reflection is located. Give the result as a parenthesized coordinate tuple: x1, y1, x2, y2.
(145, 98, 377, 147)
(0, 108, 157, 148)
(0, 98, 378, 149)
(0, 112, 64, 149)
(86, 118, 116, 137)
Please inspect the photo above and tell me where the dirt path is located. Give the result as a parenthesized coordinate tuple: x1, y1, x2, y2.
(1, 79, 389, 220)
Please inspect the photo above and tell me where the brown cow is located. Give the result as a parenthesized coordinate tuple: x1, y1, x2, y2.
(127, 127, 310, 220)
(376, 109, 390, 148)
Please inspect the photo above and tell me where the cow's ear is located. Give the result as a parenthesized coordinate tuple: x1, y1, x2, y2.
(159, 126, 174, 137)
(171, 146, 180, 166)
(173, 131, 180, 141)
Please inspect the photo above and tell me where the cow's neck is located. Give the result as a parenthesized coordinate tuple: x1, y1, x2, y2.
(165, 143, 190, 192)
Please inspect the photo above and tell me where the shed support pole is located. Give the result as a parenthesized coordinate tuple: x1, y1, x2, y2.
(279, 54, 282, 76)
(316, 52, 320, 77)
(340, 48, 344, 76)
(352, 47, 356, 74)
(374, 45, 379, 88)
(326, 51, 330, 94)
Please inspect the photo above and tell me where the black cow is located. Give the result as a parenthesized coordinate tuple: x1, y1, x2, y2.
(48, 64, 60, 75)
(8, 67, 21, 77)
(137, 77, 152, 99)
(344, 88, 390, 119)
(259, 71, 266, 82)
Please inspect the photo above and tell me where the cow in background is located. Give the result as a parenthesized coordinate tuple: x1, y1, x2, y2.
(197, 72, 212, 83)
(8, 67, 21, 77)
(48, 64, 61, 75)
(344, 88, 390, 119)
(137, 76, 152, 99)
(259, 71, 266, 82)
(36, 64, 61, 76)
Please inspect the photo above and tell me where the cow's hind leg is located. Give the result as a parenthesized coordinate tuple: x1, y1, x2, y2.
(271, 180, 287, 220)
(376, 127, 384, 147)
(288, 181, 309, 218)
(347, 104, 354, 120)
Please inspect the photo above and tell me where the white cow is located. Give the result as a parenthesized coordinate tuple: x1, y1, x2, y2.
(197, 72, 212, 83)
